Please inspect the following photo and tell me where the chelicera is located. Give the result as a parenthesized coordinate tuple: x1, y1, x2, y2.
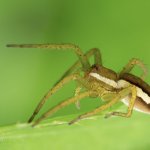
(7, 43, 150, 126)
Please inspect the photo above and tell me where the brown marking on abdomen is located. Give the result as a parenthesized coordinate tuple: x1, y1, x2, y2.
(134, 97, 150, 114)
(120, 73, 150, 97)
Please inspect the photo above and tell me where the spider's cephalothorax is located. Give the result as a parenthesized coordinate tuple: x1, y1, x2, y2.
(7, 43, 150, 126)
(89, 64, 118, 81)
(88, 64, 118, 88)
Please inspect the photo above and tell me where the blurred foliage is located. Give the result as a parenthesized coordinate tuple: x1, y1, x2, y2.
(0, 0, 150, 150)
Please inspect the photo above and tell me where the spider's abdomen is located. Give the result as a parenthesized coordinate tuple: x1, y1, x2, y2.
(118, 74, 150, 114)
(88, 67, 150, 114)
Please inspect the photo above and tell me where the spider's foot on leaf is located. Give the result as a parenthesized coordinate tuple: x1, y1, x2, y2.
(68, 117, 81, 125)
(104, 113, 114, 119)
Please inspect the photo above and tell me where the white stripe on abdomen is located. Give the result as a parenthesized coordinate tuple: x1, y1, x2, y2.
(89, 72, 150, 104)
(121, 96, 150, 114)
(89, 72, 118, 88)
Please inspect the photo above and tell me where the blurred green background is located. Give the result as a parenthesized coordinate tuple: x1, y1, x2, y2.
(0, 0, 150, 150)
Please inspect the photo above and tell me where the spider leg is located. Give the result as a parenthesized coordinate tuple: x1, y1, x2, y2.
(87, 48, 102, 66)
(65, 48, 102, 109)
(74, 85, 82, 109)
(119, 58, 147, 79)
(28, 73, 87, 123)
(32, 91, 93, 127)
(7, 43, 90, 72)
(105, 85, 137, 118)
(54, 48, 102, 86)
(68, 85, 136, 125)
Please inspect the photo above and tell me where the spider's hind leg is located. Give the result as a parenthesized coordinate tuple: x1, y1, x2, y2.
(119, 58, 147, 80)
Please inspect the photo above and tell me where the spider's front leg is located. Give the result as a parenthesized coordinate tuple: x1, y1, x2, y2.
(68, 85, 137, 125)
(7, 43, 90, 72)
(32, 91, 93, 127)
(54, 48, 102, 86)
(105, 85, 137, 118)
(119, 58, 147, 80)
(31, 74, 94, 126)
(28, 73, 91, 123)
(28, 74, 79, 123)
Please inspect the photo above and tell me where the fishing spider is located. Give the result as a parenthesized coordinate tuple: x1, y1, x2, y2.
(7, 43, 149, 126)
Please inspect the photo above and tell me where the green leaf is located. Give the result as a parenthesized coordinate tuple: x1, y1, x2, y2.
(1, 113, 150, 150)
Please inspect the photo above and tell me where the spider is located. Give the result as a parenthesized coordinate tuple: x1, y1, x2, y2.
(7, 43, 150, 126)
